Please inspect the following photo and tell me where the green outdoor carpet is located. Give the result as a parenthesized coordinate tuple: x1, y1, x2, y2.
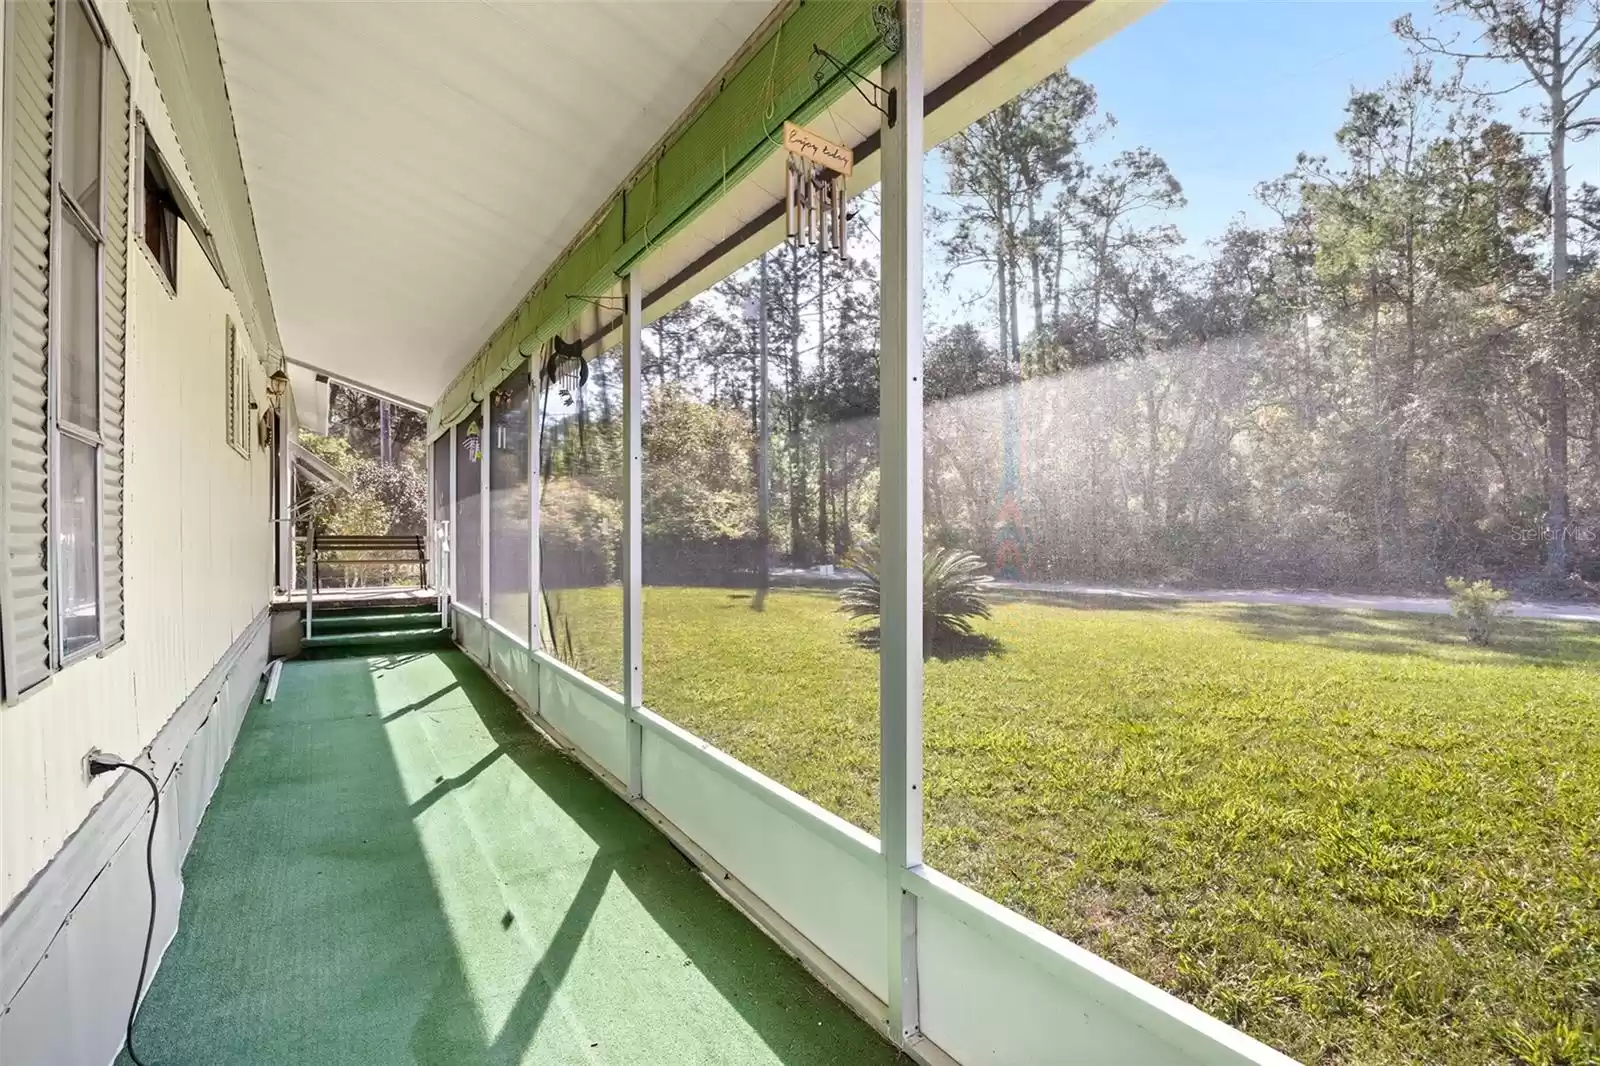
(122, 649, 900, 1065)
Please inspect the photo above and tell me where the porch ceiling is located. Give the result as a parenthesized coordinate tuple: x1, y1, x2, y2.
(211, 0, 779, 407)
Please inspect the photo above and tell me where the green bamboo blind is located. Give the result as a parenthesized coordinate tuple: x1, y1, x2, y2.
(434, 0, 898, 428)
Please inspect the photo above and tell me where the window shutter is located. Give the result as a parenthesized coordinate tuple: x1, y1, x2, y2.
(224, 319, 238, 452)
(0, 0, 57, 699)
(101, 57, 130, 645)
(235, 341, 246, 455)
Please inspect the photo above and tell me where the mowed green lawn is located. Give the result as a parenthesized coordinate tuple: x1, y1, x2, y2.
(543, 584, 1600, 1066)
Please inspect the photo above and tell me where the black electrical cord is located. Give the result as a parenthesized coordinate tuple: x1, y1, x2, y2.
(87, 754, 159, 1066)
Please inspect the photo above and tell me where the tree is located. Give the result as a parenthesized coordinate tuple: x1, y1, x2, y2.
(1397, 0, 1600, 575)
(642, 385, 756, 543)
(1060, 147, 1185, 367)
(926, 322, 1009, 402)
(811, 240, 882, 559)
(296, 431, 416, 586)
(649, 301, 705, 388)
(937, 72, 1102, 366)
(327, 382, 427, 468)
(925, 324, 1007, 559)
(1297, 68, 1454, 572)
(556, 36, 1593, 600)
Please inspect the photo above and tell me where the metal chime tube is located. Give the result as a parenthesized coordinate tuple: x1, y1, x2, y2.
(810, 162, 823, 247)
(811, 160, 820, 247)
(834, 176, 847, 256)
(792, 160, 803, 246)
(829, 176, 839, 254)
(819, 176, 831, 254)
(799, 160, 810, 247)
(786, 159, 799, 240)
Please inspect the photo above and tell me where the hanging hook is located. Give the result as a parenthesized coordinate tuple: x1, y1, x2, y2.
(812, 45, 897, 127)
(565, 294, 627, 312)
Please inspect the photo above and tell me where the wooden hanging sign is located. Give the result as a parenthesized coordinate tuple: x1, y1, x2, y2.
(782, 121, 853, 177)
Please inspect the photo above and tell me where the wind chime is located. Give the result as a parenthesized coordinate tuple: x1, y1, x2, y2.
(783, 121, 851, 259)
(780, 33, 899, 258)
(538, 332, 590, 485)
(541, 335, 589, 408)
(536, 323, 597, 671)
(785, 152, 847, 257)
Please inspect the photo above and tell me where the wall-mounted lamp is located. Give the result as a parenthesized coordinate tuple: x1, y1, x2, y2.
(266, 367, 290, 407)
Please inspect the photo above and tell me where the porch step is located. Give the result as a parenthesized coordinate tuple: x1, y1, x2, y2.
(311, 610, 442, 635)
(311, 602, 438, 618)
(301, 627, 450, 655)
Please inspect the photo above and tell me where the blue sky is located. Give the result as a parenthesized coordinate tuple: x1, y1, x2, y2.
(924, 0, 1599, 334)
(1070, 0, 1431, 246)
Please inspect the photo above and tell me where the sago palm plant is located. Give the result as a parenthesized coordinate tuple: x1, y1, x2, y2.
(839, 543, 994, 645)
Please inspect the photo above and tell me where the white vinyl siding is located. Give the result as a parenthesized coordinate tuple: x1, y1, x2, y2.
(0, 0, 274, 912)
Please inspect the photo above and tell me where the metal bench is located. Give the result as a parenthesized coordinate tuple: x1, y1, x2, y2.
(309, 533, 427, 591)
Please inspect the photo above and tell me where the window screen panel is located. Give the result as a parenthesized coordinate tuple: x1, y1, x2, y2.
(56, 0, 101, 215)
(432, 432, 452, 595)
(57, 434, 100, 658)
(59, 212, 99, 431)
(540, 344, 622, 691)
(454, 408, 484, 612)
(489, 368, 531, 642)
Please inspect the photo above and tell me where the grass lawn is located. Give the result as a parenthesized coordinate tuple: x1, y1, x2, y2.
(543, 584, 1600, 1066)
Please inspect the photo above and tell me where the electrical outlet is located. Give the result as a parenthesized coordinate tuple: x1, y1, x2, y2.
(82, 748, 130, 782)
(82, 747, 106, 785)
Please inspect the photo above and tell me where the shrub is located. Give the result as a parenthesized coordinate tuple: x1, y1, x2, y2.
(541, 478, 621, 585)
(1446, 576, 1511, 645)
(642, 386, 756, 543)
(840, 543, 994, 647)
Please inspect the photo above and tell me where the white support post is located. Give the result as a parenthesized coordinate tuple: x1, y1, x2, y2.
(622, 275, 645, 799)
(432, 431, 450, 618)
(449, 422, 458, 620)
(304, 518, 316, 640)
(757, 253, 771, 603)
(480, 398, 490, 619)
(275, 410, 294, 591)
(529, 363, 543, 651)
(425, 430, 434, 590)
(879, 0, 925, 1048)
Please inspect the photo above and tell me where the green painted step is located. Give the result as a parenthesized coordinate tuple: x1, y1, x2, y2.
(310, 604, 438, 620)
(301, 627, 450, 653)
(311, 611, 442, 635)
